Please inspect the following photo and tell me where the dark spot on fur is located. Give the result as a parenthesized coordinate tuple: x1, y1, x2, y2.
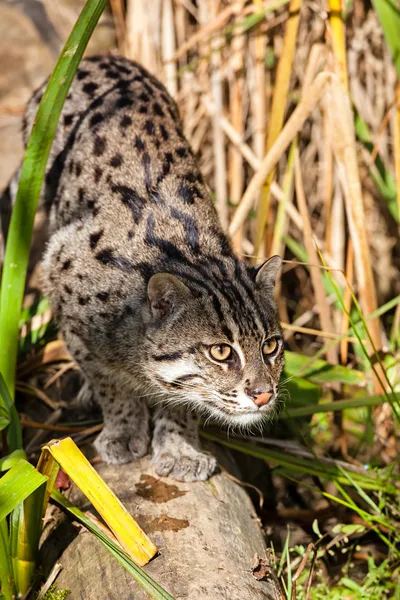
(83, 82, 98, 96)
(78, 188, 85, 203)
(64, 114, 74, 127)
(178, 182, 195, 205)
(93, 135, 106, 156)
(75, 162, 82, 177)
(97, 291, 109, 302)
(139, 105, 148, 114)
(120, 115, 132, 128)
(90, 112, 105, 128)
(94, 166, 103, 183)
(160, 124, 169, 141)
(110, 154, 123, 168)
(153, 102, 164, 116)
(176, 146, 187, 158)
(95, 248, 133, 272)
(87, 199, 96, 210)
(139, 92, 149, 102)
(127, 230, 134, 240)
(62, 259, 71, 270)
(135, 136, 145, 151)
(78, 296, 90, 306)
(64, 284, 72, 295)
(92, 97, 104, 109)
(77, 70, 89, 80)
(115, 96, 133, 109)
(145, 119, 155, 135)
(106, 69, 120, 80)
(89, 230, 104, 249)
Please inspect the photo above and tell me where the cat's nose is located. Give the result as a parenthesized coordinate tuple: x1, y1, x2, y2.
(245, 388, 273, 406)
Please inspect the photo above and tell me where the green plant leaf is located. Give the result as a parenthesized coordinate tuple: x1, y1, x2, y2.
(283, 391, 398, 417)
(0, 450, 27, 472)
(51, 490, 175, 600)
(0, 460, 47, 522)
(284, 376, 322, 408)
(0, 373, 22, 452)
(284, 351, 365, 385)
(0, 0, 107, 401)
(9, 486, 47, 595)
(0, 518, 16, 600)
(373, 0, 400, 78)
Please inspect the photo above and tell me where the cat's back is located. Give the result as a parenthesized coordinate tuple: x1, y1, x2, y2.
(25, 55, 216, 237)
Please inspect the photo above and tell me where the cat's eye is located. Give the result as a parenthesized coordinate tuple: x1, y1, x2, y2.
(209, 344, 233, 362)
(262, 337, 280, 358)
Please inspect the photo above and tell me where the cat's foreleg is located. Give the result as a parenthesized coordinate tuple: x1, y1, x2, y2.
(151, 405, 217, 481)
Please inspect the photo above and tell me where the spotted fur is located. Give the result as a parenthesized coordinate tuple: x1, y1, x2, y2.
(16, 55, 284, 481)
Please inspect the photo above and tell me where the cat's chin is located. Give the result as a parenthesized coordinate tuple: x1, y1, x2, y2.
(208, 405, 276, 429)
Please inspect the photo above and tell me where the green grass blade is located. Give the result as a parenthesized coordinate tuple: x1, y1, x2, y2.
(0, 519, 15, 600)
(0, 450, 27, 472)
(201, 432, 392, 492)
(0, 0, 107, 399)
(51, 490, 175, 600)
(9, 485, 47, 596)
(283, 391, 398, 417)
(373, 0, 400, 78)
(0, 460, 47, 521)
(0, 373, 22, 451)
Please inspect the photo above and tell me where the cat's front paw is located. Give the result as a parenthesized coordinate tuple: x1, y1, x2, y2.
(94, 427, 149, 465)
(152, 444, 217, 482)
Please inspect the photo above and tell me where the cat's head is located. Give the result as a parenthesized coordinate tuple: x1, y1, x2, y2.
(142, 256, 284, 427)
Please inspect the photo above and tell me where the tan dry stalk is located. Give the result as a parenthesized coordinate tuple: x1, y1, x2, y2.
(170, 0, 244, 62)
(109, 0, 126, 54)
(327, 77, 383, 371)
(270, 138, 296, 256)
(162, 0, 178, 97)
(281, 322, 360, 343)
(294, 149, 338, 364)
(253, 0, 302, 260)
(209, 0, 228, 230)
(229, 72, 334, 237)
(205, 102, 260, 170)
(229, 15, 246, 253)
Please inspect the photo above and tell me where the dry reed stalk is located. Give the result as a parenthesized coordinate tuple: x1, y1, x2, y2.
(270, 138, 296, 257)
(162, 0, 178, 97)
(328, 0, 350, 349)
(253, 0, 302, 261)
(294, 149, 338, 364)
(281, 322, 359, 343)
(125, 0, 160, 73)
(327, 78, 383, 381)
(205, 102, 260, 170)
(229, 72, 333, 237)
(209, 0, 229, 230)
(229, 15, 246, 253)
(170, 1, 244, 63)
(109, 0, 126, 54)
(252, 0, 268, 162)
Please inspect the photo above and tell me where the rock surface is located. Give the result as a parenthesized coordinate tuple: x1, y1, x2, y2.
(48, 456, 277, 599)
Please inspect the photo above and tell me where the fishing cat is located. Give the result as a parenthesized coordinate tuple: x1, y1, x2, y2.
(18, 55, 284, 481)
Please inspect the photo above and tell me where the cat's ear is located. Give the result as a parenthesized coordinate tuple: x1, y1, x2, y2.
(252, 255, 282, 295)
(147, 273, 190, 319)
